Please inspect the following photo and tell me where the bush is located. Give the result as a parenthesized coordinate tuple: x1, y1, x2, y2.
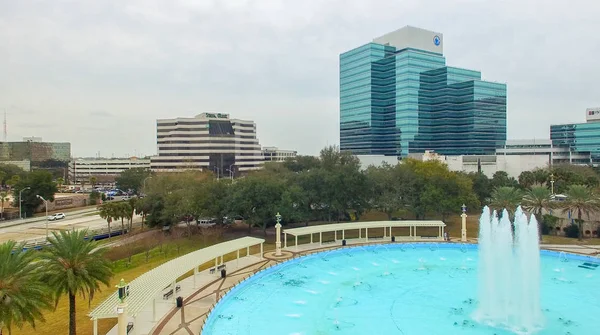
(564, 224, 579, 238)
(541, 214, 559, 235)
(89, 190, 101, 205)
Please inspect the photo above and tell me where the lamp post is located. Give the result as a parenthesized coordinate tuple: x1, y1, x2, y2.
(550, 173, 555, 196)
(225, 165, 235, 181)
(275, 212, 282, 256)
(19, 187, 31, 219)
(461, 204, 468, 242)
(115, 278, 129, 335)
(36, 195, 49, 239)
(211, 166, 220, 181)
(142, 176, 152, 195)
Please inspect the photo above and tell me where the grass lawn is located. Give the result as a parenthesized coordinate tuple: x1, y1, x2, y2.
(12, 231, 239, 335)
(541, 235, 600, 245)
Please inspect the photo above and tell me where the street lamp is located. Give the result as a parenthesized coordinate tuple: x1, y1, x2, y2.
(275, 212, 283, 256)
(36, 195, 49, 239)
(225, 164, 235, 181)
(550, 173, 555, 196)
(142, 176, 152, 195)
(19, 187, 31, 219)
(211, 166, 220, 181)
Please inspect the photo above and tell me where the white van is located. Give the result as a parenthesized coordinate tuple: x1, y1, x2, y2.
(197, 218, 216, 227)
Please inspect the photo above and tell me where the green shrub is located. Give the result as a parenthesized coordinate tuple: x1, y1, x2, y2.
(541, 214, 559, 235)
(564, 224, 579, 238)
(89, 190, 101, 205)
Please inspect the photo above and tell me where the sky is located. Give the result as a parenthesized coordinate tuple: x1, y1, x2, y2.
(1, 0, 599, 157)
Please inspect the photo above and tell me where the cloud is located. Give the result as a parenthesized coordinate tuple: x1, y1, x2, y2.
(0, 0, 599, 156)
(89, 110, 113, 117)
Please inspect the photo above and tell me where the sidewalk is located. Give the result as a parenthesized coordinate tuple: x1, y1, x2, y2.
(104, 255, 267, 335)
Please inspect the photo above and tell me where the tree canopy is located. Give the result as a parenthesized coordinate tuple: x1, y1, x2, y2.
(115, 167, 151, 194)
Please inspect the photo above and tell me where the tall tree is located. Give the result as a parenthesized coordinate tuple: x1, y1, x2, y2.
(0, 192, 8, 220)
(467, 172, 492, 205)
(0, 241, 52, 335)
(490, 186, 523, 218)
(41, 230, 112, 335)
(282, 155, 321, 172)
(561, 185, 600, 241)
(125, 197, 138, 231)
(89, 176, 97, 189)
(56, 177, 64, 190)
(12, 170, 58, 217)
(98, 203, 117, 238)
(522, 186, 552, 240)
(518, 171, 536, 189)
(115, 168, 151, 194)
(491, 171, 519, 189)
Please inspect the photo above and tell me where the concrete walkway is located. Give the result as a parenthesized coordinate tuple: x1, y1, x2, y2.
(104, 255, 267, 335)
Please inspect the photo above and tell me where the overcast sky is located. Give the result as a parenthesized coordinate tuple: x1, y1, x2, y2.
(1, 0, 599, 157)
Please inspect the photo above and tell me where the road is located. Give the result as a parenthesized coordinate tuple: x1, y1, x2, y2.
(0, 210, 140, 245)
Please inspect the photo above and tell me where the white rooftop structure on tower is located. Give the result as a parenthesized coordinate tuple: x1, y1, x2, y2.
(372, 25, 444, 54)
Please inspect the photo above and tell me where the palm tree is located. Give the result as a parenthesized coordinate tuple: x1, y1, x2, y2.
(0, 241, 52, 335)
(41, 230, 112, 335)
(56, 177, 64, 191)
(490, 186, 523, 218)
(89, 176, 97, 189)
(0, 192, 8, 220)
(98, 203, 115, 238)
(561, 185, 600, 241)
(522, 186, 552, 240)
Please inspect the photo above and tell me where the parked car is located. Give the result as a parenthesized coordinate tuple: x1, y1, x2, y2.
(48, 213, 66, 221)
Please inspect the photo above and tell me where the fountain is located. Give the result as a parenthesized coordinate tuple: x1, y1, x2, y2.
(204, 206, 599, 335)
(474, 206, 543, 334)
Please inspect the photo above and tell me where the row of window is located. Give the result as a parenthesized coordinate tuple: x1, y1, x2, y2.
(157, 134, 256, 139)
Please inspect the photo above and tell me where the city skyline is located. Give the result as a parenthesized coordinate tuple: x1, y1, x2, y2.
(1, 0, 599, 157)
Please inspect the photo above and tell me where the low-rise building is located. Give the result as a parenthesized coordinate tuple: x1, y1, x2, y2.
(550, 107, 600, 165)
(497, 139, 592, 166)
(69, 157, 151, 184)
(262, 147, 297, 162)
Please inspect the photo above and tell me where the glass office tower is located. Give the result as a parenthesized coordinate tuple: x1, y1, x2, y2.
(550, 108, 600, 164)
(340, 26, 507, 157)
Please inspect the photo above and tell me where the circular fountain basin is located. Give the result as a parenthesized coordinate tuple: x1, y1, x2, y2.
(202, 244, 599, 334)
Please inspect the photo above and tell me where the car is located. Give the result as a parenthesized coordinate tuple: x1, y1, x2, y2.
(47, 213, 66, 221)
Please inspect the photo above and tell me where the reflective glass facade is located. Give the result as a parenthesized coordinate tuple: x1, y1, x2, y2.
(340, 33, 507, 157)
(551, 122, 600, 163)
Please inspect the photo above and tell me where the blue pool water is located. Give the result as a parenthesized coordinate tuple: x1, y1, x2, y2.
(202, 244, 599, 335)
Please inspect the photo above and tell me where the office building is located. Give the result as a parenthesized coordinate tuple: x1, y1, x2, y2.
(262, 147, 297, 162)
(497, 139, 592, 166)
(0, 160, 31, 172)
(551, 107, 600, 165)
(150, 113, 264, 175)
(340, 26, 507, 158)
(69, 157, 151, 184)
(0, 138, 71, 165)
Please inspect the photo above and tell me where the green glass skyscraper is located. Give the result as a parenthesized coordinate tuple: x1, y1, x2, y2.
(340, 26, 507, 157)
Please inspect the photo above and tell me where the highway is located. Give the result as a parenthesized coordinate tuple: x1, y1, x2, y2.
(0, 208, 139, 245)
